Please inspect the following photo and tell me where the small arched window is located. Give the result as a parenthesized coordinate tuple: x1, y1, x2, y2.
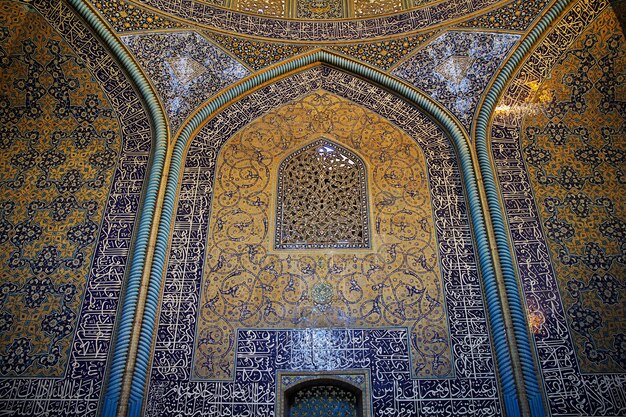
(275, 138, 370, 250)
(283, 378, 364, 417)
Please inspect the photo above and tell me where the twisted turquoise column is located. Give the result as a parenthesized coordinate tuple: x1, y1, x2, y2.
(474, 1, 573, 416)
(65, 2, 168, 417)
(128, 51, 522, 417)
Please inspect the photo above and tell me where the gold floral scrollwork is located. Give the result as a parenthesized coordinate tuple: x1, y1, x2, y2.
(194, 92, 450, 380)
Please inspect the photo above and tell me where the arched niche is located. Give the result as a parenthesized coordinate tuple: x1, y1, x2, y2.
(193, 90, 447, 380)
(282, 377, 366, 417)
(143, 63, 505, 417)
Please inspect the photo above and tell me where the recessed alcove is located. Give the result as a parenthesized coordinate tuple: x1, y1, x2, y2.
(280, 375, 368, 417)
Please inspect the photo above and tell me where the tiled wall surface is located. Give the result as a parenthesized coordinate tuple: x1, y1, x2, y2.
(122, 31, 250, 133)
(0, 1, 121, 377)
(151, 66, 500, 416)
(0, 0, 623, 415)
(392, 31, 520, 130)
(192, 92, 449, 380)
(0, 0, 152, 414)
(492, 3, 626, 415)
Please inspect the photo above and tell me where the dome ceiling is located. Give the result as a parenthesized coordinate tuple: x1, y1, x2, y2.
(176, 0, 418, 19)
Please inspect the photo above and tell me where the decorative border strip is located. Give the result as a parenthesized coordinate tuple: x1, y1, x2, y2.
(64, 2, 168, 417)
(474, 1, 574, 416)
(124, 0, 505, 41)
(129, 49, 524, 417)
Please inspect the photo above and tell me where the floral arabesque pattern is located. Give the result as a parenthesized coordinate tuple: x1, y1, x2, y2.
(205, 30, 437, 72)
(204, 31, 312, 71)
(0, 2, 121, 376)
(194, 92, 449, 380)
(521, 22, 625, 372)
(457, 0, 548, 31)
(94, 0, 185, 32)
(297, 0, 346, 19)
(392, 31, 520, 131)
(121, 31, 250, 133)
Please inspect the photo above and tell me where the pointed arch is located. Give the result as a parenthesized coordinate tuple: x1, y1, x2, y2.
(128, 49, 525, 417)
(283, 377, 365, 417)
(64, 2, 169, 417)
(474, 1, 581, 417)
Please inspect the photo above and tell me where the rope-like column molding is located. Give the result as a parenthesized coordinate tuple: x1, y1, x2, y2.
(127, 50, 524, 417)
(474, 1, 574, 416)
(64, 1, 168, 417)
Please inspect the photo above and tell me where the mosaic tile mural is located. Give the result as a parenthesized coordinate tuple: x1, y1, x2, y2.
(277, 371, 369, 413)
(2, 0, 624, 414)
(492, 0, 626, 414)
(205, 31, 438, 72)
(327, 32, 438, 71)
(204, 31, 311, 71)
(0, 0, 151, 413)
(236, 0, 287, 17)
(150, 65, 499, 415)
(94, 0, 185, 32)
(193, 92, 449, 379)
(353, 0, 403, 17)
(121, 31, 250, 133)
(297, 0, 346, 19)
(0, 0, 120, 377)
(151, 328, 501, 416)
(393, 31, 520, 130)
(521, 12, 625, 372)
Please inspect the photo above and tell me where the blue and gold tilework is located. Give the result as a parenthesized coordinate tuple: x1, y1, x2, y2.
(93, 0, 184, 32)
(121, 31, 250, 132)
(0, 0, 152, 413)
(151, 65, 500, 415)
(1, 0, 624, 415)
(193, 92, 450, 380)
(521, 9, 625, 374)
(290, 385, 358, 417)
(296, 0, 347, 19)
(205, 30, 438, 72)
(204, 31, 312, 72)
(492, 2, 626, 415)
(118, 0, 505, 41)
(0, 0, 120, 377)
(457, 0, 548, 32)
(393, 31, 520, 131)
